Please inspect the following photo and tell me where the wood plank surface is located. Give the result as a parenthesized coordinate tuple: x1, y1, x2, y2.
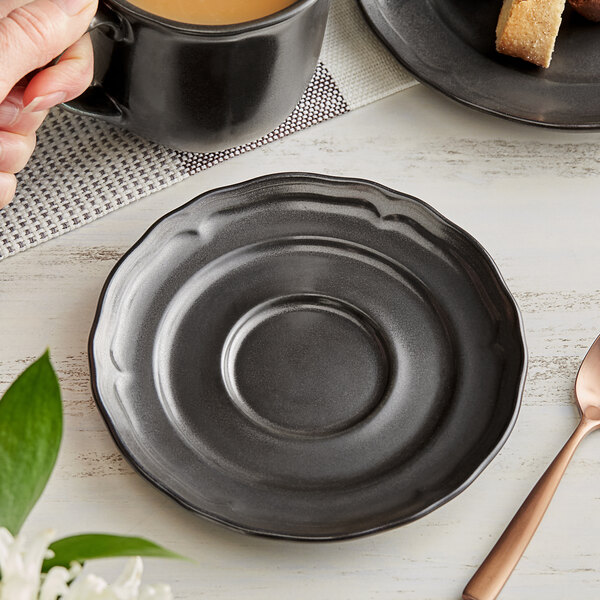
(1, 85, 599, 599)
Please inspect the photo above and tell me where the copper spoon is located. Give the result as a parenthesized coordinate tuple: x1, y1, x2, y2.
(463, 334, 600, 600)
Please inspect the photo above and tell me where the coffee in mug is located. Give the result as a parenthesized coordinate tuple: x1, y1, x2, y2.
(66, 0, 329, 151)
(126, 0, 299, 25)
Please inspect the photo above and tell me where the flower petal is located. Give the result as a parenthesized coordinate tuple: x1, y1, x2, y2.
(111, 557, 143, 598)
(0, 528, 15, 569)
(23, 529, 55, 578)
(0, 529, 55, 600)
(40, 566, 70, 600)
(61, 573, 109, 600)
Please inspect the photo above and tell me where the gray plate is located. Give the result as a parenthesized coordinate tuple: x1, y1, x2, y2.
(90, 173, 527, 540)
(358, 0, 600, 128)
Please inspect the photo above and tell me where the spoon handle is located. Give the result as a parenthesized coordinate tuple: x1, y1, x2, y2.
(462, 417, 596, 600)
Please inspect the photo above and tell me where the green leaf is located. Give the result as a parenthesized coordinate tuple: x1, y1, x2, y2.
(43, 534, 186, 571)
(0, 351, 62, 534)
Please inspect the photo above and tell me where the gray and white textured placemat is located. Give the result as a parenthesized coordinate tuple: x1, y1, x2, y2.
(0, 0, 416, 260)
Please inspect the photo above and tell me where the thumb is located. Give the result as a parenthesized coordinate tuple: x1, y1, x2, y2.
(0, 0, 97, 101)
(23, 33, 94, 111)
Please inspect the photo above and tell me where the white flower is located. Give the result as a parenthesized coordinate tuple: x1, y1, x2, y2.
(0, 527, 54, 600)
(58, 557, 172, 600)
(0, 528, 173, 600)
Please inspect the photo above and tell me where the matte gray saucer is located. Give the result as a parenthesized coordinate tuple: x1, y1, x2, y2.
(358, 0, 600, 128)
(89, 173, 527, 540)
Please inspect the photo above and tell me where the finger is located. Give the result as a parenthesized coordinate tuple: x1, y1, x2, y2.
(0, 130, 36, 173)
(0, 87, 49, 134)
(0, 0, 30, 20)
(0, 0, 98, 101)
(0, 87, 24, 128)
(23, 33, 93, 111)
(0, 173, 17, 208)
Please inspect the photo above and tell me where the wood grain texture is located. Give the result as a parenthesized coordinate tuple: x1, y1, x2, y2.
(1, 85, 600, 599)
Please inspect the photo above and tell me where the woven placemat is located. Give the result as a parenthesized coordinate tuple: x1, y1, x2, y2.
(0, 0, 416, 260)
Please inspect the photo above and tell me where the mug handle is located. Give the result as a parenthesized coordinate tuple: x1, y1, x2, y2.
(61, 3, 132, 124)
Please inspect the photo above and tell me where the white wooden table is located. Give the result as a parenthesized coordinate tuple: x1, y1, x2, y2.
(1, 84, 600, 599)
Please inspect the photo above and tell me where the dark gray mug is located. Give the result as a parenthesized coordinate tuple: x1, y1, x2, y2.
(64, 0, 330, 152)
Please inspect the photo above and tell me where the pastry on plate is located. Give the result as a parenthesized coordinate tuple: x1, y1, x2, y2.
(496, 0, 567, 67)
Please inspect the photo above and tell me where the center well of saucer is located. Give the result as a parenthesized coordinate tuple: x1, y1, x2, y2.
(221, 295, 389, 437)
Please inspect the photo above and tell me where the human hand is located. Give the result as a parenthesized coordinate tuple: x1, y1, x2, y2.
(0, 0, 98, 208)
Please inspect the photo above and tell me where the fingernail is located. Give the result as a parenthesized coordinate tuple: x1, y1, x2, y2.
(0, 100, 20, 127)
(52, 0, 94, 16)
(23, 92, 66, 114)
